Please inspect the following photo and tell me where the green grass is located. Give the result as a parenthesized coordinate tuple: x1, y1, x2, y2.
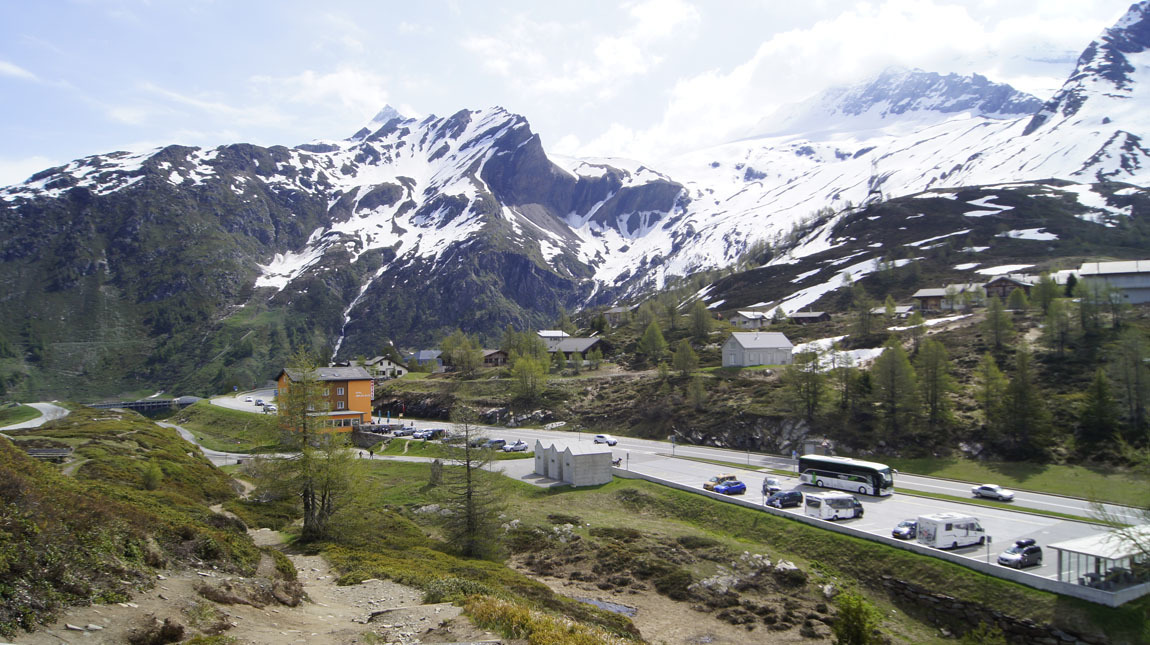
(377, 438, 533, 460)
(0, 404, 41, 427)
(169, 400, 280, 453)
(879, 456, 1149, 507)
(343, 460, 1147, 645)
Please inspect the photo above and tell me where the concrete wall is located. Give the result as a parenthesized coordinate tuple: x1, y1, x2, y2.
(610, 468, 1146, 608)
(563, 451, 612, 486)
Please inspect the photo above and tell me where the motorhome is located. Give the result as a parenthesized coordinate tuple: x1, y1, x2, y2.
(916, 513, 986, 549)
(803, 492, 864, 520)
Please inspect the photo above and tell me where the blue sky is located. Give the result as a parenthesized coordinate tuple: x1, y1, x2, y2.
(0, 0, 1133, 185)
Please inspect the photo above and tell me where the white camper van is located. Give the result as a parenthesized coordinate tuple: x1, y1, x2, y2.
(916, 513, 985, 549)
(804, 492, 864, 521)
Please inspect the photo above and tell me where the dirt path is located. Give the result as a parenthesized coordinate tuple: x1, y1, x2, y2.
(15, 499, 490, 644)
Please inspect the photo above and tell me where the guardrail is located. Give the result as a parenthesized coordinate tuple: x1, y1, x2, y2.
(610, 468, 1149, 607)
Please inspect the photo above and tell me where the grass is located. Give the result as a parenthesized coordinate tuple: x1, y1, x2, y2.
(0, 407, 264, 638)
(879, 456, 1150, 507)
(0, 404, 41, 427)
(337, 460, 1147, 644)
(377, 438, 533, 460)
(169, 400, 281, 453)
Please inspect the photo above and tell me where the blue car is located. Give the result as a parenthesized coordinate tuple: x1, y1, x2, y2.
(714, 480, 747, 495)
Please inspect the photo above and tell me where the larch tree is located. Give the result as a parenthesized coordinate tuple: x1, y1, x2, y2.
(258, 350, 360, 542)
(870, 338, 918, 443)
(1002, 344, 1053, 460)
(784, 349, 825, 423)
(689, 299, 712, 339)
(671, 339, 699, 376)
(1078, 369, 1120, 449)
(1033, 274, 1060, 315)
(440, 405, 503, 559)
(1042, 298, 1073, 357)
(1006, 287, 1030, 312)
(638, 320, 669, 364)
(1111, 328, 1150, 439)
(974, 352, 1009, 443)
(915, 338, 955, 440)
(982, 296, 1014, 351)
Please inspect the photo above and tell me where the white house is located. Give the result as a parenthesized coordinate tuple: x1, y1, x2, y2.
(722, 332, 793, 367)
(533, 440, 612, 486)
(1077, 260, 1150, 304)
(363, 356, 408, 379)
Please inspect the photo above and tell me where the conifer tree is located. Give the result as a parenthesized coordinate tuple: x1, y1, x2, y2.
(974, 352, 1009, 441)
(1002, 345, 1053, 459)
(1078, 369, 1119, 448)
(1111, 328, 1150, 437)
(784, 349, 825, 422)
(1006, 287, 1029, 312)
(441, 406, 503, 559)
(1033, 274, 1059, 315)
(870, 338, 918, 443)
(983, 296, 1014, 350)
(687, 376, 707, 410)
(1042, 298, 1073, 357)
(689, 299, 712, 339)
(915, 338, 955, 440)
(638, 320, 668, 364)
(671, 339, 698, 376)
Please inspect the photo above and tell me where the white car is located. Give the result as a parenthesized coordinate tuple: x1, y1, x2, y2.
(243, 396, 253, 402)
(593, 434, 617, 446)
(971, 484, 1015, 501)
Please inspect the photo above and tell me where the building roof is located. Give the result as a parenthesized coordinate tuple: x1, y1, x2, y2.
(545, 337, 600, 354)
(561, 443, 613, 456)
(1078, 260, 1150, 276)
(482, 349, 507, 357)
(870, 305, 913, 315)
(412, 349, 442, 362)
(364, 355, 402, 366)
(985, 274, 1035, 286)
(733, 310, 770, 320)
(726, 332, 793, 350)
(1047, 526, 1150, 560)
(537, 330, 570, 338)
(605, 305, 634, 314)
(912, 288, 948, 298)
(282, 366, 372, 382)
(789, 311, 828, 319)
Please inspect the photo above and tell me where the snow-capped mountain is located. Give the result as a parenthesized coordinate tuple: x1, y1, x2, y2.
(2, 1, 1150, 397)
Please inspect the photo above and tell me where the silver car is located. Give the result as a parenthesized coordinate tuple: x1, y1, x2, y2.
(971, 484, 1015, 501)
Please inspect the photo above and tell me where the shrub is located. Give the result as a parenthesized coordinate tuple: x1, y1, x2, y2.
(676, 534, 720, 549)
(832, 590, 883, 645)
(423, 577, 500, 604)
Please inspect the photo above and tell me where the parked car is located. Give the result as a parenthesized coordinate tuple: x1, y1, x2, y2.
(411, 429, 433, 439)
(762, 477, 783, 495)
(891, 519, 917, 540)
(765, 490, 803, 508)
(392, 427, 415, 437)
(971, 484, 1015, 501)
(254, 399, 265, 406)
(423, 428, 448, 440)
(714, 480, 747, 495)
(593, 434, 617, 446)
(484, 438, 508, 450)
(503, 440, 529, 452)
(243, 396, 253, 402)
(704, 473, 738, 491)
(998, 538, 1043, 568)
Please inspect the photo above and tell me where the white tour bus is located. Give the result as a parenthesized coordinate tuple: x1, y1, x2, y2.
(798, 454, 895, 496)
(804, 492, 865, 521)
(916, 513, 986, 549)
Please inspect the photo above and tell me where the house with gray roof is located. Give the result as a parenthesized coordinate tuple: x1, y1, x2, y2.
(1077, 260, 1150, 303)
(722, 332, 793, 367)
(730, 310, 770, 329)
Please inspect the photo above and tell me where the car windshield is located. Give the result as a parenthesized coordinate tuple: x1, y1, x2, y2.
(897, 521, 914, 528)
(1005, 545, 1025, 554)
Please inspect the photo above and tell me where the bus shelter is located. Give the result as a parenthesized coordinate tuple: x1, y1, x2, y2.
(1048, 526, 1150, 591)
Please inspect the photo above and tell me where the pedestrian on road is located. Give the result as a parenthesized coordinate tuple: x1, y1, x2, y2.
(369, 448, 374, 459)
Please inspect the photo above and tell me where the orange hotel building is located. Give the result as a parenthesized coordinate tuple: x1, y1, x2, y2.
(275, 366, 374, 429)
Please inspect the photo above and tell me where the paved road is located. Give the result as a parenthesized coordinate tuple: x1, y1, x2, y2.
(1, 402, 71, 431)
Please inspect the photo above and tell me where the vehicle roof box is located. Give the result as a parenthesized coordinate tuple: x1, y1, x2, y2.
(1015, 538, 1036, 547)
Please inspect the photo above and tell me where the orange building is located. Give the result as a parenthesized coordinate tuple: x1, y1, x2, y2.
(275, 366, 374, 429)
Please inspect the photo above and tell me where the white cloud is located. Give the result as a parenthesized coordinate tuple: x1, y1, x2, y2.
(462, 0, 699, 98)
(577, 0, 1114, 160)
(250, 68, 392, 118)
(0, 60, 38, 81)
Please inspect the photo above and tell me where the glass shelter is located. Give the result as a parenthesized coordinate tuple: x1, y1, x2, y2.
(1048, 526, 1150, 591)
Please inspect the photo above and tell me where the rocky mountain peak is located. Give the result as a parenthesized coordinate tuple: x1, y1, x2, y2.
(750, 67, 1041, 138)
(1023, 1, 1150, 135)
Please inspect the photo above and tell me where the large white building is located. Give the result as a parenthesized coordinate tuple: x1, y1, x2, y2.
(533, 441, 613, 486)
(1077, 260, 1150, 304)
(722, 332, 793, 367)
